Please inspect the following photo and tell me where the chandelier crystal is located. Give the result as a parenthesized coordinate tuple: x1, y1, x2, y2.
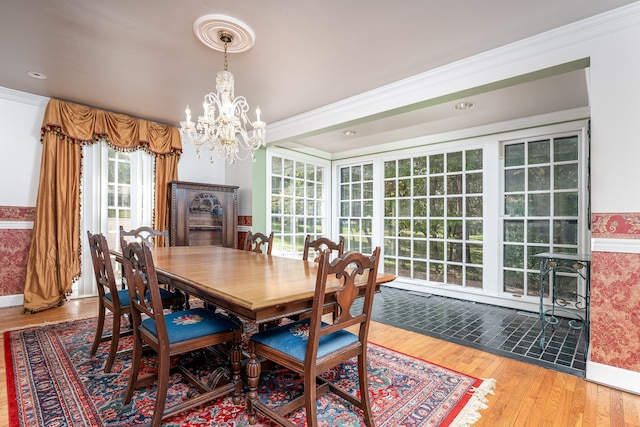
(180, 30, 266, 164)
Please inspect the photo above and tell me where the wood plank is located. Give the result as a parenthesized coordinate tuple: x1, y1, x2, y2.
(2, 297, 640, 427)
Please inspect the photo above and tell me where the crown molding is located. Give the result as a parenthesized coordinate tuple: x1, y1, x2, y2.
(0, 86, 49, 107)
(266, 3, 640, 146)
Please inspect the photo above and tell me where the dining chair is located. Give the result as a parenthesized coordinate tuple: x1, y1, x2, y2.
(302, 235, 345, 262)
(120, 226, 187, 311)
(246, 247, 381, 427)
(87, 231, 192, 373)
(244, 231, 274, 255)
(86, 231, 135, 373)
(121, 241, 243, 427)
(119, 225, 168, 248)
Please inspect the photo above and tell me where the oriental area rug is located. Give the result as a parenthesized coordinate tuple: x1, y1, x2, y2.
(4, 316, 495, 427)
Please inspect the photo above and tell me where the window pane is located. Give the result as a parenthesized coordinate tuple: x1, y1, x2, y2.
(413, 156, 427, 175)
(447, 174, 462, 195)
(413, 198, 427, 217)
(466, 173, 483, 193)
(430, 220, 444, 238)
(528, 166, 550, 191)
(504, 244, 524, 268)
(528, 220, 550, 243)
(554, 164, 579, 189)
(504, 143, 525, 167)
(554, 136, 578, 161)
(504, 195, 524, 216)
(504, 220, 524, 242)
(466, 196, 483, 217)
(351, 165, 361, 181)
(363, 164, 373, 180)
(430, 154, 444, 174)
(553, 219, 578, 245)
(555, 192, 578, 216)
(384, 161, 396, 178)
(528, 139, 550, 164)
(430, 176, 444, 195)
(398, 159, 411, 176)
(505, 169, 525, 192)
(528, 193, 550, 216)
(447, 152, 463, 172)
(466, 149, 483, 170)
(430, 198, 444, 216)
(413, 177, 427, 196)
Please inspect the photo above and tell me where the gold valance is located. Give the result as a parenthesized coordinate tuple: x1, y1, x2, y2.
(23, 99, 181, 312)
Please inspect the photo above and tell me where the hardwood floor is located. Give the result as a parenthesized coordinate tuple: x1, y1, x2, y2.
(1, 297, 639, 427)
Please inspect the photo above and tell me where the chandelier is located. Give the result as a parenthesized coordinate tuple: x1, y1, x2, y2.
(180, 29, 266, 164)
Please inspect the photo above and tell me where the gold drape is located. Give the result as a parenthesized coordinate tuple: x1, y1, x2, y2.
(23, 99, 181, 312)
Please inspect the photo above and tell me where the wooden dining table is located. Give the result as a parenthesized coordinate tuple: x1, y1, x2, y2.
(119, 245, 395, 324)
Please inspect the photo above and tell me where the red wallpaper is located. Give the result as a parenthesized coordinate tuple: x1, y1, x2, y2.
(0, 206, 34, 296)
(592, 213, 640, 239)
(591, 212, 640, 372)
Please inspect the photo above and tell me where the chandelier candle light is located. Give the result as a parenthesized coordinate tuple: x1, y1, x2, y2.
(180, 25, 266, 164)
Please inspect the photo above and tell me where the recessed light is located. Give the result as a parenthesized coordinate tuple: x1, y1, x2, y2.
(453, 101, 475, 110)
(343, 130, 356, 136)
(27, 71, 47, 80)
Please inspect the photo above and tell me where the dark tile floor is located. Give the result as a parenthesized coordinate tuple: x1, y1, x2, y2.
(362, 286, 587, 377)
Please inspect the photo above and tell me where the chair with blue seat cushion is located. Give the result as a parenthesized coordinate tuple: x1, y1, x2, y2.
(87, 231, 191, 373)
(87, 231, 133, 373)
(246, 247, 381, 427)
(119, 225, 187, 310)
(121, 241, 243, 427)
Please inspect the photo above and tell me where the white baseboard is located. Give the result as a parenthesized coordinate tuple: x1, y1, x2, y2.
(587, 360, 640, 395)
(0, 294, 24, 308)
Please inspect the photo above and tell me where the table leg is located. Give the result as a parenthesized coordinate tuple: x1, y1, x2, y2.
(246, 347, 261, 425)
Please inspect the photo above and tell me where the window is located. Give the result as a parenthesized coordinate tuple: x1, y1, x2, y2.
(382, 149, 484, 288)
(269, 153, 329, 258)
(338, 164, 374, 253)
(501, 134, 585, 298)
(79, 143, 154, 297)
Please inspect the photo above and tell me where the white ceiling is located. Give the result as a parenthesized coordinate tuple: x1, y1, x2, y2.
(0, 1, 636, 155)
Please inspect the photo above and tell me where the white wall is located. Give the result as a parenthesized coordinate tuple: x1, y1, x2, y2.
(589, 24, 640, 212)
(0, 88, 47, 206)
(178, 138, 253, 216)
(225, 160, 253, 216)
(177, 136, 226, 185)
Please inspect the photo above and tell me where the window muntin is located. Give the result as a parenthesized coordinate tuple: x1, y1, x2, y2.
(338, 164, 374, 254)
(502, 134, 583, 298)
(383, 149, 483, 288)
(270, 154, 327, 258)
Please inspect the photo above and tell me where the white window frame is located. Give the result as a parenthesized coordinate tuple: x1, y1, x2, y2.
(498, 126, 590, 304)
(331, 119, 589, 313)
(266, 148, 332, 258)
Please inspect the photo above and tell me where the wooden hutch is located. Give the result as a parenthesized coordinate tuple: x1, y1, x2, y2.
(167, 181, 238, 248)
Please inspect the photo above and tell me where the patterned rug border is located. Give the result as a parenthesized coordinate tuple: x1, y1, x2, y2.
(4, 315, 496, 427)
(369, 341, 496, 427)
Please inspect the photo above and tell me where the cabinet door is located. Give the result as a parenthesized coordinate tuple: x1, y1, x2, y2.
(168, 181, 238, 248)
